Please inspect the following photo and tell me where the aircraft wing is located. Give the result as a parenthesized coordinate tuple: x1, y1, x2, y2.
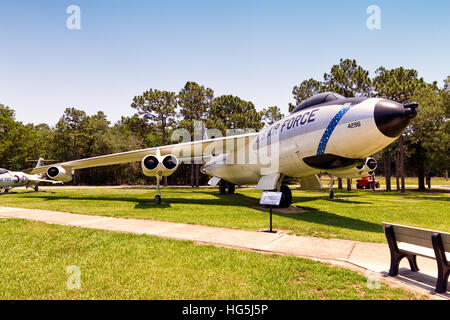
(24, 132, 258, 175)
(28, 178, 64, 184)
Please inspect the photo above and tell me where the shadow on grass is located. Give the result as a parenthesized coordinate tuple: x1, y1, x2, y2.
(404, 194, 450, 202)
(271, 205, 382, 234)
(369, 190, 450, 202)
(291, 194, 372, 204)
(16, 191, 382, 234)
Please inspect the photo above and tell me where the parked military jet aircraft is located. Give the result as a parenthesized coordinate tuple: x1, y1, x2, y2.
(0, 158, 63, 194)
(24, 92, 418, 207)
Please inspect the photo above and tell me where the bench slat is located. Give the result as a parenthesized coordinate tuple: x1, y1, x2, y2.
(382, 222, 450, 252)
(440, 233, 450, 252)
(395, 233, 434, 249)
(398, 242, 450, 260)
(398, 243, 435, 259)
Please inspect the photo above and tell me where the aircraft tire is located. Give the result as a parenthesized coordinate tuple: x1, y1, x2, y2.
(227, 183, 235, 194)
(329, 190, 334, 199)
(154, 195, 161, 204)
(279, 185, 292, 208)
(34, 186, 39, 192)
(219, 181, 227, 194)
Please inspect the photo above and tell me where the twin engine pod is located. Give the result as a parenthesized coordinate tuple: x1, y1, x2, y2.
(141, 154, 179, 177)
(327, 157, 378, 179)
(359, 157, 377, 172)
(46, 166, 73, 182)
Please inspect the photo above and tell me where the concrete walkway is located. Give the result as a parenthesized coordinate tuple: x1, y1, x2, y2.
(0, 206, 447, 299)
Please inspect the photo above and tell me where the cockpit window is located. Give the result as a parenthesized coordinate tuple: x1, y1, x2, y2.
(291, 92, 345, 114)
(0, 168, 8, 174)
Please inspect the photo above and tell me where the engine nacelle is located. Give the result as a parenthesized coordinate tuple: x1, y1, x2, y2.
(328, 157, 377, 179)
(46, 166, 73, 182)
(141, 154, 179, 177)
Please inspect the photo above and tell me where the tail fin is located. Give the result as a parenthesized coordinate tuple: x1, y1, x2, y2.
(201, 123, 208, 140)
(194, 121, 209, 140)
(35, 158, 45, 168)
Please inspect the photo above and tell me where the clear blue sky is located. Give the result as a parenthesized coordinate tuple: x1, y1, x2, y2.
(1, 0, 449, 126)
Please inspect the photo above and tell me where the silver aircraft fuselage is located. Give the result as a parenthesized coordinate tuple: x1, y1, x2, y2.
(201, 97, 417, 185)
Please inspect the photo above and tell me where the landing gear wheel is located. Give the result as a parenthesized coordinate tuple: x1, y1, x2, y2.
(154, 195, 161, 204)
(4, 189, 9, 194)
(219, 181, 227, 194)
(329, 190, 334, 200)
(34, 186, 39, 192)
(227, 183, 235, 194)
(279, 185, 292, 208)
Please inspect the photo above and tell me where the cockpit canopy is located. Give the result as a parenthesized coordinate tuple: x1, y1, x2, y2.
(291, 92, 345, 114)
(0, 168, 9, 174)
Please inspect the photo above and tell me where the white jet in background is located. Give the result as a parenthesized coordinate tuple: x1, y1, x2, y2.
(0, 158, 63, 194)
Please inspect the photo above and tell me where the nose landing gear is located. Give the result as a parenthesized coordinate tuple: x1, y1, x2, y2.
(329, 189, 334, 200)
(328, 178, 334, 199)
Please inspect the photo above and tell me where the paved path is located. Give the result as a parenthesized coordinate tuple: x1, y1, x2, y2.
(0, 206, 447, 299)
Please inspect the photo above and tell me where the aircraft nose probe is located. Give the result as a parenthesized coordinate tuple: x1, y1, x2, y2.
(374, 100, 418, 138)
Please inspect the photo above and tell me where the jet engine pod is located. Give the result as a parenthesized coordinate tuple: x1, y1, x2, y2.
(162, 155, 178, 171)
(365, 157, 377, 171)
(323, 157, 377, 179)
(46, 166, 73, 182)
(141, 154, 178, 177)
(143, 155, 159, 170)
(142, 155, 160, 176)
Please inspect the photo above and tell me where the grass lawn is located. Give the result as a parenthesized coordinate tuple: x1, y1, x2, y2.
(0, 218, 422, 299)
(1, 187, 448, 242)
(320, 176, 450, 187)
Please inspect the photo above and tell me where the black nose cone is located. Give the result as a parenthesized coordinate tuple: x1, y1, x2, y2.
(374, 100, 418, 138)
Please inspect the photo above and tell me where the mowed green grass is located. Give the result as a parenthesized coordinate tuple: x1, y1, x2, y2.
(0, 218, 422, 299)
(1, 187, 448, 242)
(320, 176, 450, 187)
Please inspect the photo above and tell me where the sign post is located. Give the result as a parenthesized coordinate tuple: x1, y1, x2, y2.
(259, 191, 282, 233)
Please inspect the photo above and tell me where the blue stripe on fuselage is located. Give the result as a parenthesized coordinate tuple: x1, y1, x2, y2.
(316, 104, 354, 155)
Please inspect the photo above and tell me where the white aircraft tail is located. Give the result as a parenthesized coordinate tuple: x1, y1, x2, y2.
(194, 121, 209, 140)
(201, 123, 208, 140)
(35, 158, 45, 168)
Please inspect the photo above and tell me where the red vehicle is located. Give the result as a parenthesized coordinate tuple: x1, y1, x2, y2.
(356, 176, 380, 189)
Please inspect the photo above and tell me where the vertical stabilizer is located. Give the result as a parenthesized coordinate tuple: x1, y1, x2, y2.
(35, 158, 45, 168)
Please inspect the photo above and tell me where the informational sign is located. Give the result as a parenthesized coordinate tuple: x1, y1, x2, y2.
(259, 191, 282, 206)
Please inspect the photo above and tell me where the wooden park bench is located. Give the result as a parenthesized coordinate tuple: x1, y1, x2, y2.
(382, 222, 450, 293)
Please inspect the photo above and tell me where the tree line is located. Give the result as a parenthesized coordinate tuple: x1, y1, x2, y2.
(0, 59, 448, 191)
